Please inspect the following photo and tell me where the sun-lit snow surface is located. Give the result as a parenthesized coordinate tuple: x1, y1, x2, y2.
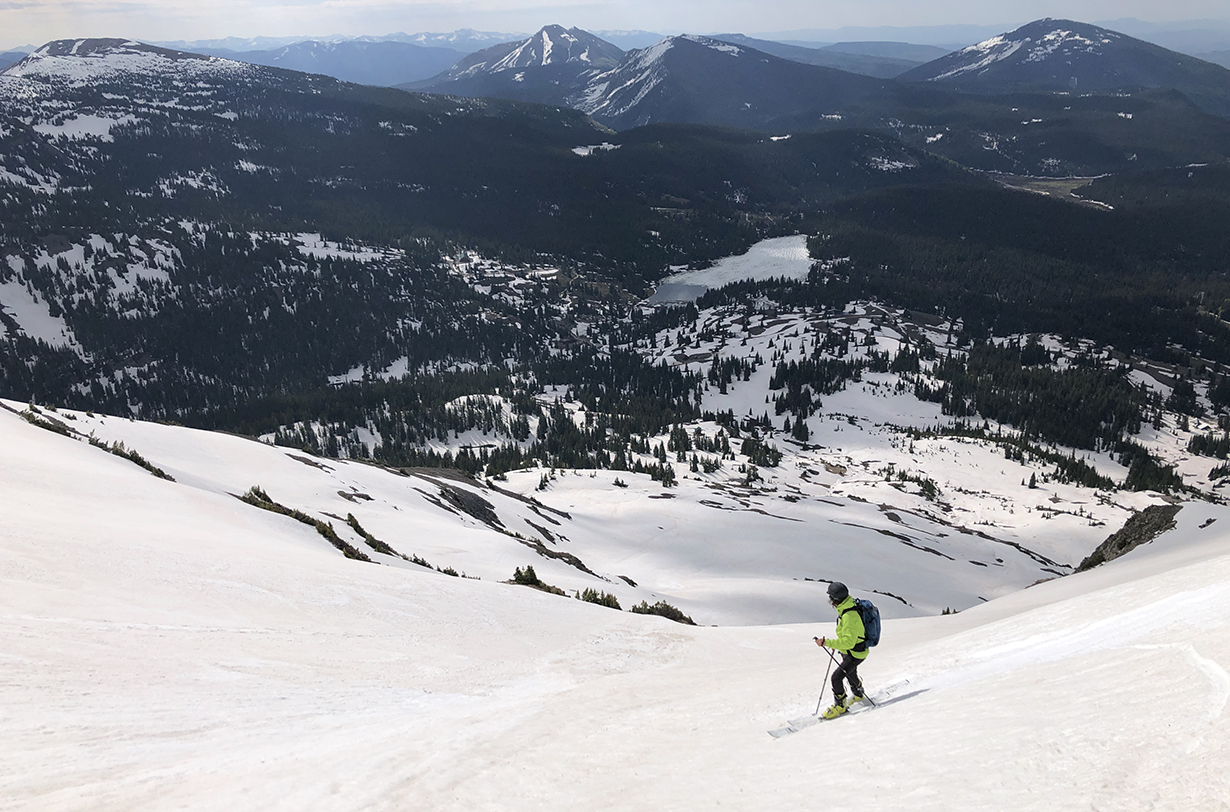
(648, 234, 813, 303)
(0, 398, 1110, 626)
(3, 402, 1228, 810)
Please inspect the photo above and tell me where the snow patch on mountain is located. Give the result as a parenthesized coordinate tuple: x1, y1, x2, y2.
(571, 142, 620, 156)
(31, 112, 137, 142)
(0, 279, 80, 350)
(573, 37, 674, 118)
(0, 160, 60, 193)
(932, 36, 1024, 79)
(687, 36, 743, 57)
(1024, 28, 1116, 63)
(157, 169, 227, 198)
(868, 155, 918, 172)
(293, 233, 395, 263)
(327, 355, 414, 386)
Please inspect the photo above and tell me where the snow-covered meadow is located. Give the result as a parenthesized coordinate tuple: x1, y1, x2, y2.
(3, 398, 1228, 810)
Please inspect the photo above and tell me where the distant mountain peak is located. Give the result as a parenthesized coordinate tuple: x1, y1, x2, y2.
(443, 24, 622, 79)
(491, 25, 613, 70)
(900, 18, 1230, 118)
(936, 19, 1124, 80)
(409, 25, 623, 100)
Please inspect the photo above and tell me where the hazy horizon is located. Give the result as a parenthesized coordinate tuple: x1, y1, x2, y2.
(4, 1, 1230, 52)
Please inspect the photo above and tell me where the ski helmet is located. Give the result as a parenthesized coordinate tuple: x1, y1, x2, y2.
(827, 581, 849, 604)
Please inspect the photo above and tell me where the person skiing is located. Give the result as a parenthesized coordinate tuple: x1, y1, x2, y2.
(813, 581, 868, 719)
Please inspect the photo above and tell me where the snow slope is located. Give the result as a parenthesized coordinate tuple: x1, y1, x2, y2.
(2, 398, 1228, 810)
(0, 395, 1131, 626)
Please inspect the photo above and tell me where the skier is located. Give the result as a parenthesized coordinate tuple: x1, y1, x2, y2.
(813, 581, 867, 719)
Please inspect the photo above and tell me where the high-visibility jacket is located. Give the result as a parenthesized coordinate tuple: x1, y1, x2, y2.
(824, 595, 868, 660)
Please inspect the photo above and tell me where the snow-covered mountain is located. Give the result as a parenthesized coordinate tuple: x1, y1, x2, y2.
(407, 25, 622, 104)
(3, 37, 262, 86)
(456, 24, 623, 73)
(4, 395, 1228, 809)
(571, 35, 886, 130)
(902, 18, 1230, 119)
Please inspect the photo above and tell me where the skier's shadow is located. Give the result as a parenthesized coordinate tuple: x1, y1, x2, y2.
(867, 688, 929, 709)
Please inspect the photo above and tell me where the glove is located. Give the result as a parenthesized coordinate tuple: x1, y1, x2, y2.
(814, 636, 826, 647)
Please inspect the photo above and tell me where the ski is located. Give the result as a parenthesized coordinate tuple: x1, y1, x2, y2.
(767, 679, 912, 738)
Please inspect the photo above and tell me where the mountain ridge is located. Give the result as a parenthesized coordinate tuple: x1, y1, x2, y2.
(570, 34, 887, 130)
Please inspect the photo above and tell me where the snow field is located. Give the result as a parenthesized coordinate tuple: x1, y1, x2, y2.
(27, 402, 1094, 624)
(3, 395, 1228, 810)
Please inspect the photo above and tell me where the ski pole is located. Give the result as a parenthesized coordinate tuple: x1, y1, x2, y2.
(813, 637, 834, 716)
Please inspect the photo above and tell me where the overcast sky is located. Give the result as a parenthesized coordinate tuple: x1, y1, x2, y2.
(4, 0, 1230, 50)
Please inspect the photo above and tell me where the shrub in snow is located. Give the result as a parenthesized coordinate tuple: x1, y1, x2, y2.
(239, 486, 372, 562)
(630, 600, 695, 625)
(577, 588, 621, 610)
(511, 565, 565, 596)
(87, 435, 175, 481)
(19, 408, 72, 437)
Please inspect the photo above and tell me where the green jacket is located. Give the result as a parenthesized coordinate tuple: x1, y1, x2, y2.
(824, 596, 868, 660)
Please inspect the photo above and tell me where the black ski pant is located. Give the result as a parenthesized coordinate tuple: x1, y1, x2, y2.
(831, 651, 864, 698)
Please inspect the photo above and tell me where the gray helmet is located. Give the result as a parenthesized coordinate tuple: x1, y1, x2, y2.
(827, 581, 849, 604)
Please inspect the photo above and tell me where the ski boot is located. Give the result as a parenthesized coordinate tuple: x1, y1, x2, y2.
(822, 696, 848, 720)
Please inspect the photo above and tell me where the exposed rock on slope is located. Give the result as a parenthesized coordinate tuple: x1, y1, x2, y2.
(1077, 504, 1183, 571)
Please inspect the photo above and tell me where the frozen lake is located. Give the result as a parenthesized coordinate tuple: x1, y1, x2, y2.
(646, 234, 813, 304)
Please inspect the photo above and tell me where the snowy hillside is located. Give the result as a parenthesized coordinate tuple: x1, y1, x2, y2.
(3, 395, 1228, 810)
